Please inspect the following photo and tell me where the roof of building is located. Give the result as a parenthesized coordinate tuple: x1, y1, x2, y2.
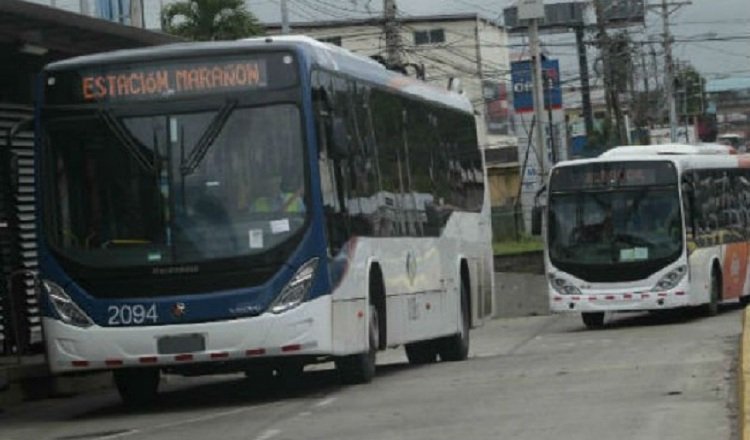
(0, 0, 180, 56)
(706, 77, 750, 93)
(265, 13, 504, 32)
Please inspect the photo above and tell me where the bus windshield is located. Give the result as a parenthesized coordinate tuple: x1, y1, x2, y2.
(43, 103, 307, 268)
(547, 161, 682, 280)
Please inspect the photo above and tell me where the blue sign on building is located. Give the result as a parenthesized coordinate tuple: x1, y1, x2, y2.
(511, 59, 562, 113)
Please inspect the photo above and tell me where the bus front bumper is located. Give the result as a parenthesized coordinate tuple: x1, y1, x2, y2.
(550, 289, 692, 313)
(43, 295, 333, 374)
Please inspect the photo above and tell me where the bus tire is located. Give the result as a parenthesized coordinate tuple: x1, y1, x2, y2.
(405, 341, 438, 364)
(113, 368, 160, 407)
(438, 278, 471, 362)
(335, 304, 377, 384)
(581, 312, 605, 329)
(704, 268, 721, 317)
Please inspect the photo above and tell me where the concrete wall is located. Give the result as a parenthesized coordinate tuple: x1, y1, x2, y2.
(493, 272, 549, 318)
(492, 251, 548, 318)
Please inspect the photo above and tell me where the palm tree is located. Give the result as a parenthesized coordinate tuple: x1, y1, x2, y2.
(161, 0, 263, 41)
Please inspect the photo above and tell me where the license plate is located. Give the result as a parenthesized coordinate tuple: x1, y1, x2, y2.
(157, 334, 205, 354)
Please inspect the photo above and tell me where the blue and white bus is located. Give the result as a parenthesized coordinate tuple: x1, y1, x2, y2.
(34, 36, 493, 404)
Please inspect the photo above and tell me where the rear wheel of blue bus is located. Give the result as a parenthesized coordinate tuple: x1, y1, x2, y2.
(438, 278, 471, 362)
(335, 304, 378, 384)
(113, 368, 160, 407)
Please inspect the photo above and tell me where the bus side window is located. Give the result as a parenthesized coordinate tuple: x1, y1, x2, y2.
(682, 173, 695, 241)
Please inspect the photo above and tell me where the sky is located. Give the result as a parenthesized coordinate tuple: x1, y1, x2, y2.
(244, 0, 750, 83)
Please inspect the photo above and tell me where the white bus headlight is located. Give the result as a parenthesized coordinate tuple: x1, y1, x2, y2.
(653, 265, 687, 291)
(549, 274, 582, 296)
(42, 280, 93, 328)
(270, 258, 319, 314)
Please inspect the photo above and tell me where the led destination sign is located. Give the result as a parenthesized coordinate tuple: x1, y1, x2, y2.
(81, 60, 266, 101)
(550, 161, 677, 192)
(45, 52, 298, 105)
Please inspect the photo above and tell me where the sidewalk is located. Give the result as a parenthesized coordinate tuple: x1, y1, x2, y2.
(0, 354, 110, 409)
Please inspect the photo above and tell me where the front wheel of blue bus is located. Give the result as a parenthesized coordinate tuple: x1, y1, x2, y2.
(335, 305, 378, 384)
(113, 368, 160, 407)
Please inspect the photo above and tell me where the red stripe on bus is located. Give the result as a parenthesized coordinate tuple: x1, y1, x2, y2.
(210, 352, 229, 359)
(553, 297, 563, 302)
(105, 359, 123, 367)
(72, 360, 89, 367)
(589, 296, 597, 301)
(605, 295, 615, 300)
(572, 296, 580, 301)
(641, 293, 650, 299)
(658, 293, 668, 297)
(175, 354, 193, 362)
(623, 294, 633, 299)
(282, 344, 301, 352)
(246, 349, 266, 356)
(675, 291, 686, 296)
(139, 356, 158, 364)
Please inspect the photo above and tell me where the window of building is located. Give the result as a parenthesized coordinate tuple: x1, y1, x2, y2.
(413, 28, 446, 45)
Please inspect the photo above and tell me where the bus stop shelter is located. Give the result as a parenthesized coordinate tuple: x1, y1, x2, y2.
(0, 0, 180, 358)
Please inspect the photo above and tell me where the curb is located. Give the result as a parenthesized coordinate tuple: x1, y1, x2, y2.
(741, 307, 750, 440)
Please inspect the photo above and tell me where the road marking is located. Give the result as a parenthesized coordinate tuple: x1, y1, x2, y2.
(315, 397, 336, 408)
(94, 430, 141, 440)
(254, 429, 281, 440)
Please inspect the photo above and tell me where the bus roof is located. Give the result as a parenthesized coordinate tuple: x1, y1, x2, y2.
(600, 143, 737, 158)
(44, 35, 474, 114)
(553, 143, 749, 174)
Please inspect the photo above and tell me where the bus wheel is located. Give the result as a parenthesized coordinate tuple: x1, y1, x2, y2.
(335, 305, 378, 384)
(113, 368, 160, 407)
(704, 270, 721, 316)
(438, 279, 471, 362)
(405, 341, 438, 364)
(581, 312, 605, 330)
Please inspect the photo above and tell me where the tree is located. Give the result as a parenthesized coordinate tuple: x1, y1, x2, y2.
(161, 0, 263, 41)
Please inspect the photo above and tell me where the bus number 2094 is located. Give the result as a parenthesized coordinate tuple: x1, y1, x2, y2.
(107, 304, 158, 326)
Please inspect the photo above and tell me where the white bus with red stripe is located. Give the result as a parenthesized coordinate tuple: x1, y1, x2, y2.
(545, 144, 750, 328)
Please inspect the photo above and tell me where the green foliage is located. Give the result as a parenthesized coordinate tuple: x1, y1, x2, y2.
(161, 0, 263, 41)
(493, 236, 543, 256)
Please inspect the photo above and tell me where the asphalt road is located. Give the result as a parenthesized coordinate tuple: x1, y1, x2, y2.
(0, 306, 742, 440)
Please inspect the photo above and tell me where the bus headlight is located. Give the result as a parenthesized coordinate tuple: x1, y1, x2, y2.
(549, 274, 581, 296)
(270, 258, 319, 314)
(41, 280, 93, 328)
(653, 265, 688, 291)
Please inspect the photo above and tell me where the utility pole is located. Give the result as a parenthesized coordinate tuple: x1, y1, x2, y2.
(593, 0, 626, 146)
(280, 0, 290, 34)
(574, 26, 594, 138)
(529, 17, 547, 177)
(384, 0, 403, 66)
(661, 0, 678, 142)
(649, 1, 691, 141)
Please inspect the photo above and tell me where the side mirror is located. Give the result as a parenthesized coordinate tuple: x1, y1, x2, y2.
(328, 116, 349, 159)
(531, 206, 543, 236)
(5, 117, 34, 149)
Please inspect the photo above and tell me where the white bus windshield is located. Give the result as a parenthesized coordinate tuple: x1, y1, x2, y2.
(547, 161, 682, 281)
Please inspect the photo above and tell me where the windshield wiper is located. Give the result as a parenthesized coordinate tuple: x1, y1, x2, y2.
(98, 110, 156, 174)
(180, 100, 238, 176)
